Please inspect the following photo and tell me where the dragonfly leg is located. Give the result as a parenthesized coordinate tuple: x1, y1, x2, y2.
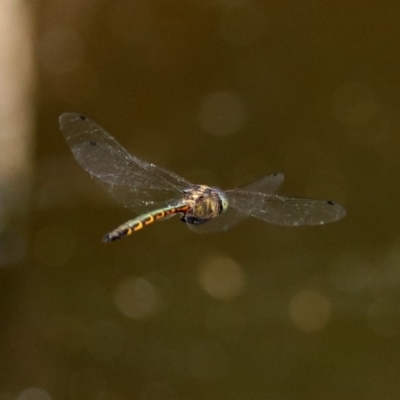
(180, 215, 209, 225)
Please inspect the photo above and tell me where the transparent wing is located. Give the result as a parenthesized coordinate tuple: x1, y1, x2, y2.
(59, 113, 193, 213)
(234, 172, 284, 193)
(227, 191, 346, 226)
(186, 173, 285, 233)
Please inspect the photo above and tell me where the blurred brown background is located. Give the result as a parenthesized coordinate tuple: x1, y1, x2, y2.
(1, 0, 399, 399)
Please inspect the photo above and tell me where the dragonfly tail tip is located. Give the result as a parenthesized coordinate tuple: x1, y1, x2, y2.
(102, 233, 116, 243)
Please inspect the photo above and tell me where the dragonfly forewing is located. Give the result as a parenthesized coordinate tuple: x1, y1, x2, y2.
(59, 113, 192, 213)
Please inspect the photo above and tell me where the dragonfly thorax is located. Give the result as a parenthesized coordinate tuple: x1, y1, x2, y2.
(180, 185, 228, 225)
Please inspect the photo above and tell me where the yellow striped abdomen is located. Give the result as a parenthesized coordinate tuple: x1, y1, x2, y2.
(103, 204, 190, 242)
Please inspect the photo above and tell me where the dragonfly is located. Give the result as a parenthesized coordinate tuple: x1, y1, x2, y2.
(59, 113, 346, 242)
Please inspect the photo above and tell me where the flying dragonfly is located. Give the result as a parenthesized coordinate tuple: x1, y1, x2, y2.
(59, 113, 346, 242)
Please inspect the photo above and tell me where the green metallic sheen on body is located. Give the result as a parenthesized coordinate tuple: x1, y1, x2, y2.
(103, 204, 189, 242)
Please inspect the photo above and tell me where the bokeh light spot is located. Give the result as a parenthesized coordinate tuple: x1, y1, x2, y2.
(16, 388, 51, 400)
(198, 254, 246, 300)
(114, 276, 163, 320)
(142, 381, 178, 400)
(289, 290, 332, 332)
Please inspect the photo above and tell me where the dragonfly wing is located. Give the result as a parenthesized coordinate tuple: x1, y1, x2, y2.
(59, 113, 192, 212)
(227, 191, 346, 226)
(235, 172, 284, 194)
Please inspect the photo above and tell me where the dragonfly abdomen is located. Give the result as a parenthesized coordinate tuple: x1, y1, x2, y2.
(103, 204, 190, 242)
